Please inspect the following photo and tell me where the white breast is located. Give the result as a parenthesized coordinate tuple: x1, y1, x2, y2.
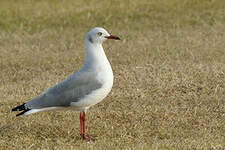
(70, 39, 114, 112)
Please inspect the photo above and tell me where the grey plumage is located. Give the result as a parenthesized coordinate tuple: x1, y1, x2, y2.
(88, 36, 93, 43)
(25, 71, 103, 109)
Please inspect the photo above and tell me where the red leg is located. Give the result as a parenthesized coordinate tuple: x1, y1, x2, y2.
(80, 112, 84, 136)
(79, 111, 95, 141)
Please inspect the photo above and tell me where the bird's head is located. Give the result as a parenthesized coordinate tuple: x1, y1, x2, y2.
(86, 27, 120, 44)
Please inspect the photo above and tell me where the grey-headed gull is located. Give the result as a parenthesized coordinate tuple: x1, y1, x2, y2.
(12, 27, 120, 141)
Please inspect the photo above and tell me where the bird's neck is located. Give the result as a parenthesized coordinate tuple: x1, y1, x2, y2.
(83, 40, 111, 71)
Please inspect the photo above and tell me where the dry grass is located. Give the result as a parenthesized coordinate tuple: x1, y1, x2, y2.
(0, 0, 225, 149)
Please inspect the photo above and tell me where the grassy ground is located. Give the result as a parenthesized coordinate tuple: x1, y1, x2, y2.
(0, 0, 225, 149)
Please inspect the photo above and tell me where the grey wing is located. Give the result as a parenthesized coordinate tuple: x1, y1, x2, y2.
(26, 72, 103, 109)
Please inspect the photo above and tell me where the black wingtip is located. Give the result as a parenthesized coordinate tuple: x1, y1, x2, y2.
(12, 103, 31, 117)
(16, 109, 30, 117)
(12, 103, 26, 111)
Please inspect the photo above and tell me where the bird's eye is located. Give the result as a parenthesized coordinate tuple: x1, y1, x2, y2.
(97, 32, 102, 36)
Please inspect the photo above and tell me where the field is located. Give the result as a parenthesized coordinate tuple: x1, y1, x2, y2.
(0, 0, 225, 149)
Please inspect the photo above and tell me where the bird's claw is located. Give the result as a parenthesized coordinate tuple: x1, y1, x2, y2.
(80, 134, 96, 142)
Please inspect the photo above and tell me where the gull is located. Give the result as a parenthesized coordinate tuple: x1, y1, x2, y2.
(12, 27, 120, 141)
